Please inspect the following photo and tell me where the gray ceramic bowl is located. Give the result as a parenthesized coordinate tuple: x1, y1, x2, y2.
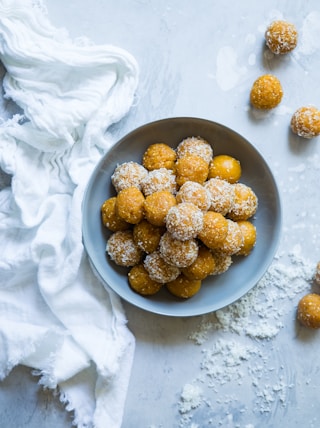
(82, 117, 281, 317)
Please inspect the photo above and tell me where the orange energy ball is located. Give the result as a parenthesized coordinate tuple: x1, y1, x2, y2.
(297, 293, 320, 329)
(133, 220, 163, 254)
(198, 211, 228, 250)
(182, 246, 216, 280)
(290, 106, 320, 139)
(176, 136, 213, 163)
(236, 220, 257, 256)
(128, 264, 163, 296)
(101, 197, 130, 232)
(116, 187, 145, 224)
(250, 74, 283, 109)
(265, 20, 298, 54)
(217, 220, 243, 256)
(106, 230, 143, 267)
(176, 181, 211, 211)
(166, 274, 201, 299)
(228, 183, 258, 221)
(144, 190, 176, 227)
(175, 154, 209, 186)
(208, 155, 242, 184)
(142, 143, 177, 170)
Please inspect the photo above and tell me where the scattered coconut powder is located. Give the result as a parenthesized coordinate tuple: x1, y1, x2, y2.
(176, 246, 315, 427)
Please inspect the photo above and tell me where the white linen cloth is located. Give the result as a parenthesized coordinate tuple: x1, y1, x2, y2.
(0, 1, 139, 427)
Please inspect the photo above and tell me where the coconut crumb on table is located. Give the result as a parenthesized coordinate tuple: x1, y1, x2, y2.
(177, 248, 316, 427)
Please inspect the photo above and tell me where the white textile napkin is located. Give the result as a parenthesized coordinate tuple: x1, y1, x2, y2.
(0, 1, 139, 427)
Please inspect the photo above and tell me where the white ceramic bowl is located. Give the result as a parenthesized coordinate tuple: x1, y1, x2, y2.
(82, 117, 281, 317)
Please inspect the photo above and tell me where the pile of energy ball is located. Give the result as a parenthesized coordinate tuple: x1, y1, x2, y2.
(101, 137, 258, 299)
(255, 20, 320, 329)
(250, 20, 320, 139)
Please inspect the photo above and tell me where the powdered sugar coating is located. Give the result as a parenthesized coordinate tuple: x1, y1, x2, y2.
(111, 161, 148, 192)
(176, 181, 211, 211)
(106, 230, 143, 267)
(166, 202, 203, 241)
(204, 178, 235, 216)
(141, 168, 177, 196)
(144, 251, 181, 283)
(159, 232, 199, 268)
(177, 136, 213, 163)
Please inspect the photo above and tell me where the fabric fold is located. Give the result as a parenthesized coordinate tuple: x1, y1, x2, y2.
(0, 0, 139, 426)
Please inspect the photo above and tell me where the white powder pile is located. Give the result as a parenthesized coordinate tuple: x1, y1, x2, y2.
(189, 248, 314, 345)
(177, 247, 315, 427)
(179, 383, 203, 428)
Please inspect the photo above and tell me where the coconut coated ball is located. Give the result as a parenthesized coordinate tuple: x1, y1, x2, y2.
(228, 183, 258, 221)
(141, 168, 177, 196)
(159, 232, 199, 268)
(265, 20, 298, 54)
(128, 264, 163, 296)
(297, 293, 320, 329)
(211, 252, 233, 275)
(166, 202, 203, 241)
(250, 74, 283, 109)
(106, 230, 143, 267)
(176, 136, 213, 163)
(217, 220, 243, 256)
(111, 161, 148, 192)
(290, 106, 320, 139)
(176, 181, 211, 211)
(204, 178, 235, 216)
(144, 251, 181, 283)
(142, 143, 176, 170)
